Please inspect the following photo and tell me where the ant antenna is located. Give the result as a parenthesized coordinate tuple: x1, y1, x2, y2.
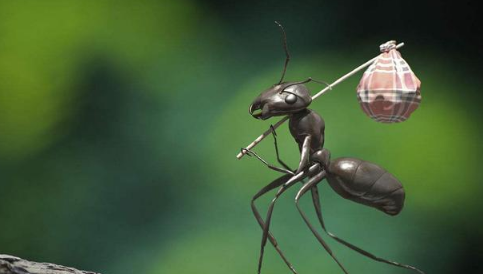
(281, 77, 332, 94)
(275, 21, 290, 85)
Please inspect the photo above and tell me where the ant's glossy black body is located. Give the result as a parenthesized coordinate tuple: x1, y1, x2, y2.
(241, 22, 424, 274)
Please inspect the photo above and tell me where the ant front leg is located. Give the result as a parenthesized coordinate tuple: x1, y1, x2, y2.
(241, 148, 294, 175)
(270, 125, 293, 172)
(257, 135, 310, 274)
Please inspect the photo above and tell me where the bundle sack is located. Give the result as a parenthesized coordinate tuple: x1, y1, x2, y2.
(356, 41, 422, 123)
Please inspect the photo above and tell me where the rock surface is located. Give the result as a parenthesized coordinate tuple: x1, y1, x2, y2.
(0, 255, 99, 274)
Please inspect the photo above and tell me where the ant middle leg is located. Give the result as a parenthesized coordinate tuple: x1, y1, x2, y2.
(295, 170, 350, 274)
(252, 174, 298, 274)
(258, 170, 308, 274)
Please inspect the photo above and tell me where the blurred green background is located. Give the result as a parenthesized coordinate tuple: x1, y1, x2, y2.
(0, 0, 481, 273)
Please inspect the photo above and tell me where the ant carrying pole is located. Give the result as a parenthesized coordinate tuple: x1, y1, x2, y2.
(236, 42, 405, 159)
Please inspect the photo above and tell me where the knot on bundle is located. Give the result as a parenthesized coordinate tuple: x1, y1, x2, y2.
(379, 40, 397, 52)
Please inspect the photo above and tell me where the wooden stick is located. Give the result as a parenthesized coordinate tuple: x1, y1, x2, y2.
(236, 42, 405, 159)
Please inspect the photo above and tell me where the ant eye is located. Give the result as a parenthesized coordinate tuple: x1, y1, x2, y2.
(285, 93, 297, 104)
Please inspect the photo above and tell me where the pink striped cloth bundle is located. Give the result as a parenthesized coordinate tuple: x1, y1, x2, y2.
(356, 41, 422, 123)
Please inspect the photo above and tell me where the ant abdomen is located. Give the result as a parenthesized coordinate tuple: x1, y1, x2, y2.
(326, 158, 405, 216)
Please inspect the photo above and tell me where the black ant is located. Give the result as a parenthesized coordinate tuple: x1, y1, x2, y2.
(241, 22, 424, 274)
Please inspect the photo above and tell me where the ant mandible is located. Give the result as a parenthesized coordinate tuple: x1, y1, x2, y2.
(241, 22, 425, 274)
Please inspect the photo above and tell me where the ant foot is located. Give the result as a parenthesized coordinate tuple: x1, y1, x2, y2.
(270, 125, 277, 136)
(241, 147, 253, 157)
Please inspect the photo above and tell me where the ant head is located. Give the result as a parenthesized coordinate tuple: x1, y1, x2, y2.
(249, 82, 312, 120)
(249, 22, 312, 120)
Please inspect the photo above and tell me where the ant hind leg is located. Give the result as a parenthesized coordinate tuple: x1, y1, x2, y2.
(310, 185, 426, 274)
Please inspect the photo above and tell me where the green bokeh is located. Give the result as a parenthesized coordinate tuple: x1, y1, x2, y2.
(0, 1, 481, 274)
